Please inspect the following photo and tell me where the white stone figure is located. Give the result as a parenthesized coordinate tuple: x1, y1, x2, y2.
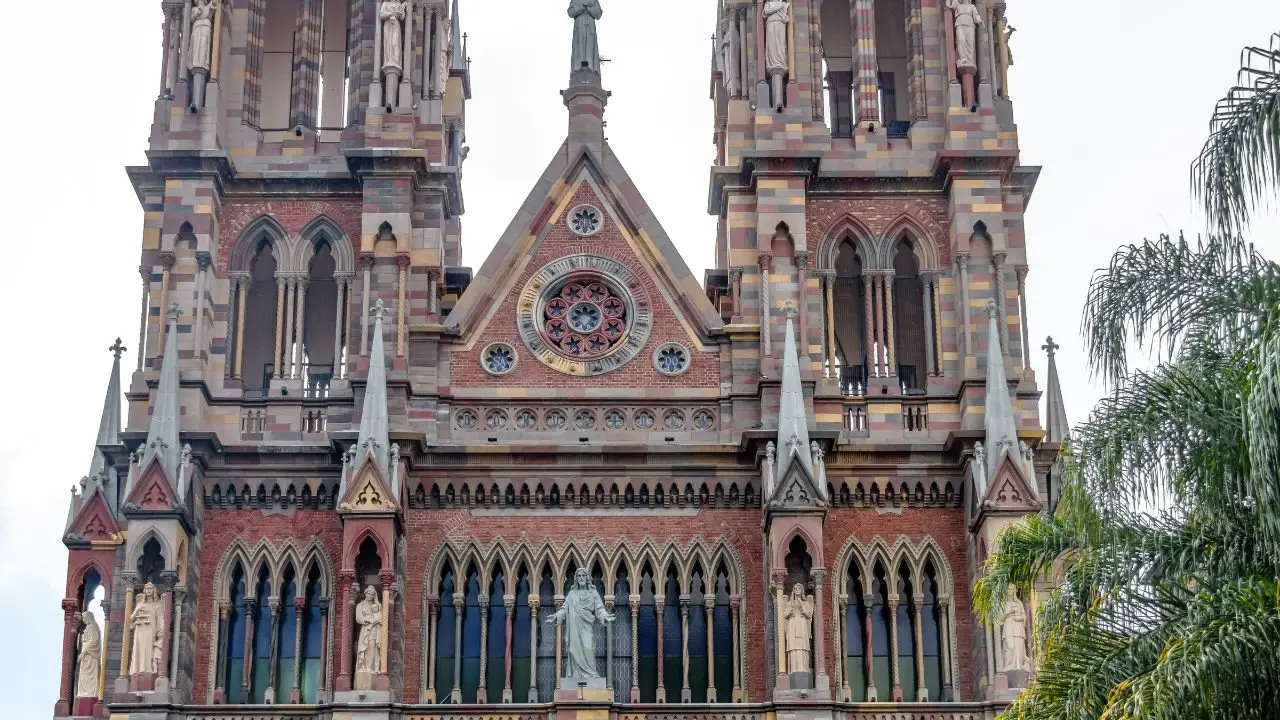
(75, 612, 101, 697)
(972, 441, 987, 498)
(568, 0, 603, 75)
(187, 0, 217, 72)
(947, 0, 982, 71)
(129, 582, 165, 675)
(354, 586, 383, 689)
(437, 12, 453, 97)
(379, 0, 409, 107)
(783, 583, 814, 674)
(547, 568, 615, 679)
(720, 15, 741, 98)
(999, 592, 1031, 673)
(763, 0, 790, 110)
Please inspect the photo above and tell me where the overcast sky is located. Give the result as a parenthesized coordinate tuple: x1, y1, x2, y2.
(1, 1, 1277, 712)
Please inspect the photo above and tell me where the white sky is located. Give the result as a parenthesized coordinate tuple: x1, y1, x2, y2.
(0, 1, 1277, 712)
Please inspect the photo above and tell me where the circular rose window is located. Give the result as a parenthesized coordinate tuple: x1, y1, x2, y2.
(517, 255, 653, 376)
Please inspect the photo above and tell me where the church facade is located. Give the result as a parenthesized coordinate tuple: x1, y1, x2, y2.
(53, 1, 1069, 719)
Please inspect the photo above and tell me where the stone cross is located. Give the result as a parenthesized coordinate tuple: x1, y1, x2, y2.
(110, 338, 128, 359)
(167, 302, 184, 322)
(986, 299, 999, 319)
(784, 298, 797, 319)
(1042, 336, 1059, 357)
(371, 299, 387, 321)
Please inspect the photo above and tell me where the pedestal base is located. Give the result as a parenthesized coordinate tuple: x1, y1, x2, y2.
(334, 689, 392, 704)
(129, 672, 155, 693)
(354, 669, 375, 691)
(72, 697, 98, 717)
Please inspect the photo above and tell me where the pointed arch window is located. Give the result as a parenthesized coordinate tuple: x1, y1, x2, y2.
(891, 238, 929, 390)
(535, 569, 556, 701)
(712, 565, 734, 701)
(274, 564, 298, 703)
(460, 565, 483, 702)
(687, 566, 709, 702)
(240, 241, 279, 394)
(612, 567, 633, 702)
(870, 563, 892, 699)
(486, 569, 507, 701)
(921, 561, 945, 700)
(511, 568, 533, 703)
(434, 565, 458, 697)
(249, 567, 273, 702)
(637, 564, 659, 701)
(300, 565, 325, 702)
(223, 564, 247, 703)
(895, 563, 918, 700)
(844, 563, 869, 701)
(833, 239, 870, 395)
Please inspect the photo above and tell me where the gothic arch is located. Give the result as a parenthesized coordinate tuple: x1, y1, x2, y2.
(294, 215, 356, 274)
(818, 215, 878, 270)
(69, 559, 113, 602)
(344, 528, 391, 571)
(125, 527, 173, 576)
(230, 215, 288, 273)
(878, 213, 941, 270)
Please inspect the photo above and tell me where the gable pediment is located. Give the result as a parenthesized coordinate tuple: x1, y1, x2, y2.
(65, 490, 122, 545)
(124, 458, 177, 513)
(981, 452, 1042, 514)
(770, 455, 826, 510)
(339, 457, 397, 513)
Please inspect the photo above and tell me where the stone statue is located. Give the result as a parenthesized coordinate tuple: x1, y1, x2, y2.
(546, 568, 615, 680)
(436, 11, 452, 97)
(379, 0, 409, 107)
(997, 19, 1015, 96)
(783, 583, 814, 674)
(720, 15, 741, 98)
(568, 0, 603, 75)
(186, 0, 218, 111)
(354, 586, 383, 689)
(972, 441, 987, 497)
(75, 612, 101, 698)
(947, 0, 982, 71)
(128, 582, 164, 676)
(999, 592, 1030, 672)
(763, 0, 790, 110)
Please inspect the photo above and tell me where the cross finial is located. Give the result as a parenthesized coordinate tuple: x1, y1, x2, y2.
(985, 299, 999, 319)
(109, 338, 127, 359)
(1042, 336, 1060, 356)
(167, 302, 183, 322)
(371, 299, 386, 321)
(783, 299, 798, 319)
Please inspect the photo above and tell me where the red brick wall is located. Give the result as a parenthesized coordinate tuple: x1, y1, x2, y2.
(400, 508, 765, 703)
(805, 197, 951, 267)
(823, 507, 976, 700)
(192, 509, 345, 701)
(216, 200, 362, 276)
(450, 183, 719, 390)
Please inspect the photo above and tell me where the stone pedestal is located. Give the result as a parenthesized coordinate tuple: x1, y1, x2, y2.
(71, 697, 98, 717)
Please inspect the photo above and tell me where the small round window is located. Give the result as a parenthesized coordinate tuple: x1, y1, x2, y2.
(654, 343, 691, 376)
(567, 205, 603, 236)
(482, 342, 518, 376)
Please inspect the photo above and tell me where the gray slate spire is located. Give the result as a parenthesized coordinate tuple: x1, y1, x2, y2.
(341, 300, 394, 501)
(775, 301, 814, 491)
(127, 304, 185, 506)
(450, 0, 465, 72)
(66, 339, 128, 532)
(1042, 336, 1070, 444)
(979, 300, 1021, 498)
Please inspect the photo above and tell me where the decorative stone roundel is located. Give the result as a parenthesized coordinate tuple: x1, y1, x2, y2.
(653, 343, 691, 376)
(517, 255, 653, 376)
(567, 205, 603, 236)
(481, 342, 518, 376)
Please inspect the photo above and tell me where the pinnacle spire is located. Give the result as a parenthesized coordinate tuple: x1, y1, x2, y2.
(1042, 336, 1070, 444)
(775, 300, 814, 490)
(91, 339, 126, 480)
(141, 305, 183, 482)
(346, 300, 392, 489)
(978, 300, 1021, 498)
(450, 0, 465, 72)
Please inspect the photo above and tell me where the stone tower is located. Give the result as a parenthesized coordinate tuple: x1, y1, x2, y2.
(52, 1, 1060, 718)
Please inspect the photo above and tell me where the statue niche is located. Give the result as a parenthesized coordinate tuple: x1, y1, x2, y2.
(546, 567, 616, 689)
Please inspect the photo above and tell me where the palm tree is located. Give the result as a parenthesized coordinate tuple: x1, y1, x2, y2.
(974, 35, 1280, 720)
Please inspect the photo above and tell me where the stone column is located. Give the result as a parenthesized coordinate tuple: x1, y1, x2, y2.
(169, 583, 187, 686)
(428, 268, 441, 317)
(476, 595, 490, 703)
(820, 270, 837, 376)
(240, 597, 258, 698)
(730, 596, 742, 702)
(195, 254, 211, 360)
(118, 577, 137, 688)
(55, 598, 78, 715)
(704, 597, 717, 702)
(291, 596, 306, 703)
(940, 596, 954, 700)
(163, 1, 183, 96)
(957, 253, 972, 358)
(1017, 266, 1030, 368)
(503, 595, 515, 702)
(425, 598, 438, 702)
(233, 275, 249, 378)
(795, 250, 810, 359)
(553, 595, 563, 691)
(932, 276, 944, 375)
(655, 598, 666, 702)
(921, 272, 937, 376)
(371, 1, 384, 107)
(294, 278, 309, 376)
(913, 594, 928, 700)
(872, 274, 886, 376)
(157, 253, 175, 358)
(318, 599, 330, 697)
(862, 593, 875, 701)
(679, 597, 691, 702)
(137, 268, 151, 371)
(332, 277, 347, 378)
(888, 592, 901, 701)
(265, 597, 282, 701)
(811, 569, 828, 692)
(214, 600, 231, 702)
(360, 256, 373, 356)
(451, 593, 463, 701)
(883, 273, 897, 375)
(397, 255, 410, 357)
(773, 577, 786, 689)
(528, 596, 540, 702)
(837, 594, 851, 700)
(729, 268, 744, 324)
(863, 274, 876, 376)
(993, 252, 1008, 354)
(629, 595, 641, 702)
(334, 572, 355, 692)
(759, 253, 774, 359)
(379, 571, 395, 691)
(273, 278, 287, 379)
(283, 278, 297, 378)
(851, 0, 880, 126)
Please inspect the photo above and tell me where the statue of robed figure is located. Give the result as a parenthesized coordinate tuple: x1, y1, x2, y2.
(547, 568, 616, 679)
(568, 0, 603, 74)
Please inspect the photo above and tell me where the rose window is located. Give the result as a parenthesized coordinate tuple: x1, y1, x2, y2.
(482, 343, 517, 375)
(654, 343, 691, 376)
(541, 279, 629, 360)
(568, 205, 603, 236)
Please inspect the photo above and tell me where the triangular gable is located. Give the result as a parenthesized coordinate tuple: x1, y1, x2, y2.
(770, 454, 826, 510)
(981, 452, 1041, 513)
(338, 457, 397, 513)
(65, 490, 122, 544)
(448, 143, 723, 348)
(124, 458, 178, 512)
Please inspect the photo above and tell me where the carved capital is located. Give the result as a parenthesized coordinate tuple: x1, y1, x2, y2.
(956, 252, 970, 270)
(703, 596, 716, 610)
(61, 598, 79, 614)
(360, 253, 376, 271)
(175, 585, 188, 603)
(993, 251, 1007, 269)
(159, 252, 176, 270)
(453, 592, 465, 609)
(122, 571, 141, 588)
(503, 595, 516, 611)
(478, 596, 490, 611)
(793, 250, 810, 268)
(294, 596, 307, 612)
(396, 254, 411, 270)
(218, 599, 231, 618)
(196, 252, 213, 271)
(244, 596, 259, 612)
(318, 598, 331, 614)
(757, 253, 774, 271)
(770, 569, 787, 586)
(729, 267, 744, 283)
(158, 570, 180, 593)
(527, 596, 540, 611)
(268, 597, 281, 615)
